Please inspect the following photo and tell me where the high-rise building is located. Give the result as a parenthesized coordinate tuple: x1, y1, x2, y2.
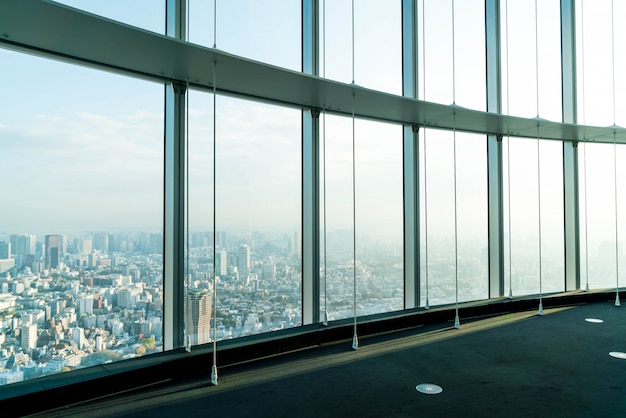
(237, 245, 250, 279)
(72, 327, 85, 349)
(185, 289, 212, 346)
(149, 233, 162, 254)
(107, 233, 117, 253)
(81, 236, 93, 255)
(21, 324, 37, 350)
(216, 250, 227, 276)
(45, 235, 61, 269)
(78, 296, 94, 315)
(93, 232, 109, 253)
(0, 241, 10, 259)
(10, 234, 36, 257)
(10, 234, 36, 267)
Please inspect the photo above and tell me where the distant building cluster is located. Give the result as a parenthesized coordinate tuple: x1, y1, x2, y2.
(0, 231, 165, 386)
(0, 228, 410, 387)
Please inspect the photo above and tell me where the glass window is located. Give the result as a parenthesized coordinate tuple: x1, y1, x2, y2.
(354, 120, 404, 315)
(418, 0, 486, 110)
(187, 92, 302, 341)
(501, 0, 561, 120)
(188, 0, 301, 72)
(579, 142, 622, 291)
(576, 0, 626, 127)
(538, 140, 565, 293)
(53, 0, 165, 34)
(419, 129, 488, 306)
(503, 137, 564, 297)
(321, 0, 402, 95)
(0, 50, 164, 385)
(320, 115, 404, 320)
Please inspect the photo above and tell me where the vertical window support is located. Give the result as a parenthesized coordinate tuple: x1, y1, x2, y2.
(164, 0, 187, 351)
(486, 0, 504, 298)
(402, 0, 420, 309)
(164, 79, 187, 351)
(561, 0, 580, 291)
(302, 0, 320, 325)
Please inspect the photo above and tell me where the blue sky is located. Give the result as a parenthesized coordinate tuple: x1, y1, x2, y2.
(0, 0, 623, 252)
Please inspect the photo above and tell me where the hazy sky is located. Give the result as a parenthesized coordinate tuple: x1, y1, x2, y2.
(0, 0, 623, 251)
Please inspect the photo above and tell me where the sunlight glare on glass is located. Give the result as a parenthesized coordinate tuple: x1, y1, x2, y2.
(584, 318, 603, 323)
(609, 352, 626, 360)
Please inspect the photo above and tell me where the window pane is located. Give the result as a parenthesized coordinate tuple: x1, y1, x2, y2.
(0, 50, 164, 385)
(321, 0, 402, 95)
(576, 0, 626, 127)
(53, 0, 165, 34)
(538, 141, 565, 293)
(320, 116, 404, 320)
(579, 143, 623, 291)
(354, 120, 404, 315)
(320, 114, 354, 321)
(187, 92, 302, 341)
(503, 137, 563, 297)
(420, 129, 488, 306)
(418, 0, 486, 110)
(501, 0, 561, 120)
(189, 0, 301, 72)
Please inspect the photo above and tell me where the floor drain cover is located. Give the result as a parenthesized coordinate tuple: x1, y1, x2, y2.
(416, 383, 443, 394)
(585, 318, 604, 323)
(609, 352, 626, 359)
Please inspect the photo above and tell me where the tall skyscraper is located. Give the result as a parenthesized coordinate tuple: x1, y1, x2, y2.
(45, 235, 61, 269)
(72, 327, 85, 349)
(10, 234, 36, 267)
(0, 242, 10, 259)
(81, 235, 93, 255)
(237, 245, 250, 279)
(10, 234, 36, 257)
(21, 324, 38, 350)
(185, 289, 212, 345)
(93, 232, 109, 253)
(107, 233, 117, 253)
(216, 250, 227, 276)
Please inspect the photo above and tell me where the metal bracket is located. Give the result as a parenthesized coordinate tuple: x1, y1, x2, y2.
(171, 80, 187, 95)
(309, 108, 321, 119)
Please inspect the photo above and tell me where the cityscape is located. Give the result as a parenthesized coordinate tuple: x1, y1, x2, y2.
(0, 228, 404, 387)
(0, 225, 576, 387)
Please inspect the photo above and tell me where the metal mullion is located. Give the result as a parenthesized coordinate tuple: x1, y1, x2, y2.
(302, 0, 320, 324)
(402, 0, 419, 309)
(163, 0, 186, 351)
(486, 0, 504, 298)
(561, 0, 580, 291)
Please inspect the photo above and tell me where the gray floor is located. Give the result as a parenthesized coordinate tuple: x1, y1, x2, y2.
(34, 301, 626, 418)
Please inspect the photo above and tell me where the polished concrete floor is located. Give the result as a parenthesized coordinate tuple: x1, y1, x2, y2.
(30, 300, 626, 418)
